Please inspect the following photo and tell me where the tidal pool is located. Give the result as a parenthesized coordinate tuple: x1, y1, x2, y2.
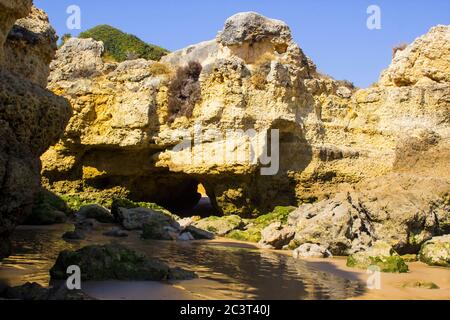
(0, 225, 365, 300)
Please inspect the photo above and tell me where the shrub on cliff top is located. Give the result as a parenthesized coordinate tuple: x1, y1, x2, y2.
(79, 25, 169, 62)
(167, 61, 202, 123)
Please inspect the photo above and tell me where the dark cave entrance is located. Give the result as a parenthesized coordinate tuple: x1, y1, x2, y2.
(172, 183, 219, 218)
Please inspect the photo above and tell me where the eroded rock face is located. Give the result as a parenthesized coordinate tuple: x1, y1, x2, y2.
(4, 6, 58, 87)
(42, 10, 449, 239)
(0, 2, 71, 258)
(380, 25, 450, 86)
(419, 235, 450, 267)
(41, 12, 350, 216)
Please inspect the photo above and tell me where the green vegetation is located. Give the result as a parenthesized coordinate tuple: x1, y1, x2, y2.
(227, 229, 262, 243)
(60, 194, 112, 212)
(347, 254, 409, 273)
(50, 245, 196, 281)
(401, 254, 418, 262)
(78, 25, 169, 62)
(254, 206, 296, 228)
(225, 206, 296, 243)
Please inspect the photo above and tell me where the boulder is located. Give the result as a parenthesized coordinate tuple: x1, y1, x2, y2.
(24, 188, 68, 225)
(116, 206, 179, 231)
(259, 222, 295, 249)
(76, 204, 114, 223)
(186, 225, 215, 240)
(178, 232, 195, 241)
(0, 282, 92, 300)
(289, 174, 450, 256)
(62, 230, 85, 241)
(141, 220, 179, 240)
(419, 235, 450, 267)
(293, 244, 332, 259)
(346, 241, 409, 273)
(217, 12, 292, 47)
(50, 244, 196, 281)
(76, 218, 100, 232)
(193, 215, 244, 236)
(103, 227, 128, 238)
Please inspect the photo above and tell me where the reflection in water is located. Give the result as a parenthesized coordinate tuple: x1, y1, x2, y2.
(0, 225, 364, 300)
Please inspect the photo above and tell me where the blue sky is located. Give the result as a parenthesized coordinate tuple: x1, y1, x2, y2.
(35, 0, 449, 88)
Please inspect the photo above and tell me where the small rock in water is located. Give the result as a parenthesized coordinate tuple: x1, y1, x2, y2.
(103, 227, 128, 238)
(293, 243, 333, 259)
(50, 244, 196, 281)
(168, 267, 197, 281)
(193, 215, 244, 236)
(178, 232, 195, 241)
(186, 226, 215, 240)
(0, 282, 92, 300)
(62, 230, 86, 241)
(76, 219, 99, 232)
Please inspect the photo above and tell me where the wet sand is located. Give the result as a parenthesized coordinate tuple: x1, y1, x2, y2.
(83, 239, 450, 301)
(273, 249, 450, 300)
(1, 225, 449, 300)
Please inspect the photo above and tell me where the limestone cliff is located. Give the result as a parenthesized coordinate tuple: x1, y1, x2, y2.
(41, 10, 449, 241)
(0, 1, 72, 258)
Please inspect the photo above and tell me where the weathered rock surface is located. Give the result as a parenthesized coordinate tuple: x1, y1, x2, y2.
(419, 235, 450, 267)
(24, 188, 69, 225)
(103, 227, 128, 238)
(193, 215, 244, 236)
(293, 243, 332, 259)
(380, 25, 450, 86)
(40, 12, 449, 253)
(116, 206, 178, 231)
(0, 281, 92, 300)
(4, 6, 58, 87)
(259, 222, 295, 249)
(346, 241, 409, 273)
(0, 2, 71, 258)
(76, 204, 114, 223)
(50, 244, 196, 281)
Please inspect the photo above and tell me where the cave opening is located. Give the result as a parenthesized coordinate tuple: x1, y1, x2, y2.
(173, 183, 219, 218)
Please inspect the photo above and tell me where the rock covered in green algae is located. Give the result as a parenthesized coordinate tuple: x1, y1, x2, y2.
(401, 280, 440, 290)
(24, 188, 69, 225)
(50, 245, 196, 281)
(111, 198, 178, 220)
(193, 215, 245, 236)
(346, 241, 409, 273)
(185, 226, 215, 240)
(141, 219, 179, 240)
(0, 282, 92, 300)
(76, 204, 115, 223)
(227, 206, 296, 243)
(419, 235, 450, 267)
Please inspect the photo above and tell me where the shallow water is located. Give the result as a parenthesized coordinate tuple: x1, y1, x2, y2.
(0, 224, 365, 300)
